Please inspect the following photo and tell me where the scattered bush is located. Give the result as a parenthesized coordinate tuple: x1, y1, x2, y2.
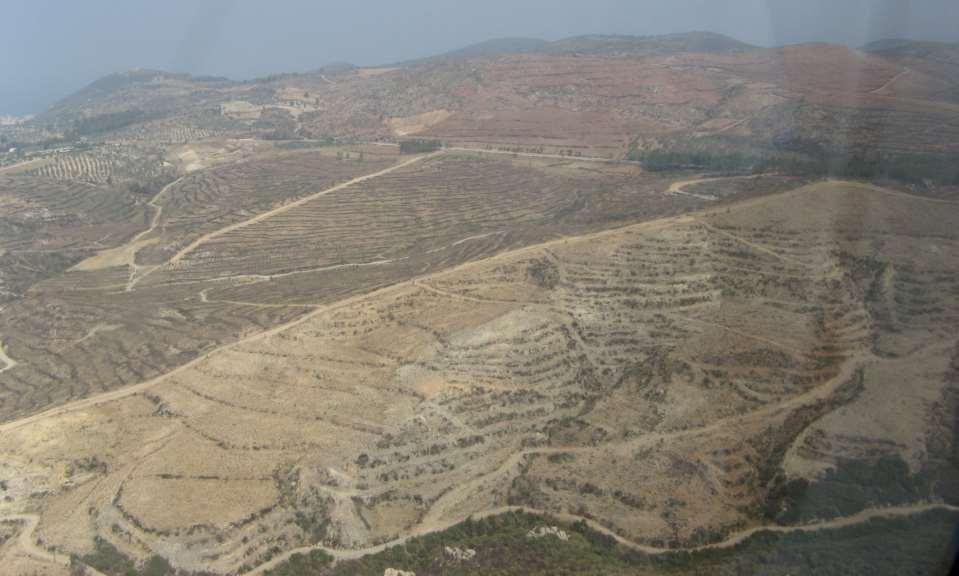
(264, 549, 334, 576)
(399, 139, 442, 154)
(632, 146, 959, 185)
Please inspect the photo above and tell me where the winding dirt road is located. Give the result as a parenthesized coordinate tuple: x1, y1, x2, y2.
(1, 176, 949, 575)
(666, 174, 758, 200)
(246, 500, 959, 574)
(5, 498, 954, 576)
(0, 514, 107, 576)
(69, 172, 187, 286)
(250, 346, 876, 574)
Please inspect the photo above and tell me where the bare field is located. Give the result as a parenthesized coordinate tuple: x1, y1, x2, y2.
(1, 181, 955, 574)
(0, 150, 706, 425)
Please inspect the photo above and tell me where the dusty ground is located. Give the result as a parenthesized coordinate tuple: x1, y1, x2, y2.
(2, 37, 957, 574)
(0, 149, 709, 424)
(1, 179, 955, 574)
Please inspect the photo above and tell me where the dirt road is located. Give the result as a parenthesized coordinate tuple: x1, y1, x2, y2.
(666, 174, 758, 200)
(871, 68, 910, 94)
(0, 179, 882, 435)
(164, 153, 435, 267)
(0, 158, 48, 175)
(246, 499, 958, 574)
(0, 513, 107, 576)
(252, 345, 873, 576)
(416, 348, 870, 530)
(70, 173, 187, 281)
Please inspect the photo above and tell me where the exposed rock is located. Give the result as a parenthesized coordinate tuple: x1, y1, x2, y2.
(444, 545, 477, 561)
(526, 525, 569, 541)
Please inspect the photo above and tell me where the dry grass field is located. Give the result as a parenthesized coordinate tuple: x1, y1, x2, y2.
(1, 178, 955, 575)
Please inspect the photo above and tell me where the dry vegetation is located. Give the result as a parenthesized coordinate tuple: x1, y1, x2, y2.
(0, 174, 148, 302)
(0, 149, 705, 425)
(1, 179, 955, 575)
(0, 32, 957, 576)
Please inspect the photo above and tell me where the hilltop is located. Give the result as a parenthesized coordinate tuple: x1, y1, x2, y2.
(400, 31, 754, 66)
(17, 32, 959, 171)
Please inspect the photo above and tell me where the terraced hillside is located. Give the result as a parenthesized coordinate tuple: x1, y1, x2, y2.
(0, 31, 957, 576)
(21, 145, 172, 186)
(141, 154, 698, 297)
(0, 174, 149, 302)
(3, 147, 749, 424)
(12, 33, 957, 166)
(1, 180, 955, 575)
(97, 147, 399, 270)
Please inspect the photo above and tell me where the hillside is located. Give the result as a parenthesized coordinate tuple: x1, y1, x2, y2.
(545, 31, 756, 56)
(397, 37, 551, 66)
(401, 32, 754, 66)
(863, 38, 959, 77)
(0, 32, 957, 576)
(17, 33, 959, 169)
(2, 178, 957, 575)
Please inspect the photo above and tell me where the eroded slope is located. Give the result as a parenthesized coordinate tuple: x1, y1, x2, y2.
(2, 181, 955, 574)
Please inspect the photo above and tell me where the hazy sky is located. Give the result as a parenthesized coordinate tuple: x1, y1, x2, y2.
(2, 0, 958, 115)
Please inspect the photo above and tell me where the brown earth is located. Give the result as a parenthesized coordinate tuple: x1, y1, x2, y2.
(1, 180, 955, 574)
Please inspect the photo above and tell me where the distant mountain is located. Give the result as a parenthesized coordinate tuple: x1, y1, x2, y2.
(544, 31, 757, 57)
(26, 33, 959, 160)
(862, 38, 959, 82)
(399, 32, 754, 67)
(47, 69, 231, 119)
(863, 38, 959, 57)
(397, 37, 549, 66)
(54, 70, 187, 108)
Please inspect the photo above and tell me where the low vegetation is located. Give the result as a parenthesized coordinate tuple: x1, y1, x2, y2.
(399, 139, 442, 154)
(768, 455, 933, 524)
(263, 550, 334, 576)
(263, 508, 959, 575)
(633, 145, 959, 185)
(2, 32, 959, 576)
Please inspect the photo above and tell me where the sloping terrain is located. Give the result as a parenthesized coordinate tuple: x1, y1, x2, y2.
(9, 32, 957, 162)
(0, 32, 957, 576)
(1, 180, 955, 575)
(864, 39, 959, 97)
(0, 147, 726, 424)
(0, 174, 149, 302)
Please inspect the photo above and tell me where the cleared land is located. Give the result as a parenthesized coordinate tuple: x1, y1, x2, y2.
(1, 33, 957, 576)
(2, 150, 735, 423)
(1, 180, 955, 575)
(0, 174, 149, 303)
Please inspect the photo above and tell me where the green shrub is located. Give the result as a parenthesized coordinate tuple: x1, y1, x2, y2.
(399, 139, 442, 154)
(264, 549, 334, 576)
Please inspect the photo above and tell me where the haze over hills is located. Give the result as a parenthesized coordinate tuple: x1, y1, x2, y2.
(0, 28, 957, 576)
(397, 31, 757, 66)
(15, 31, 959, 182)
